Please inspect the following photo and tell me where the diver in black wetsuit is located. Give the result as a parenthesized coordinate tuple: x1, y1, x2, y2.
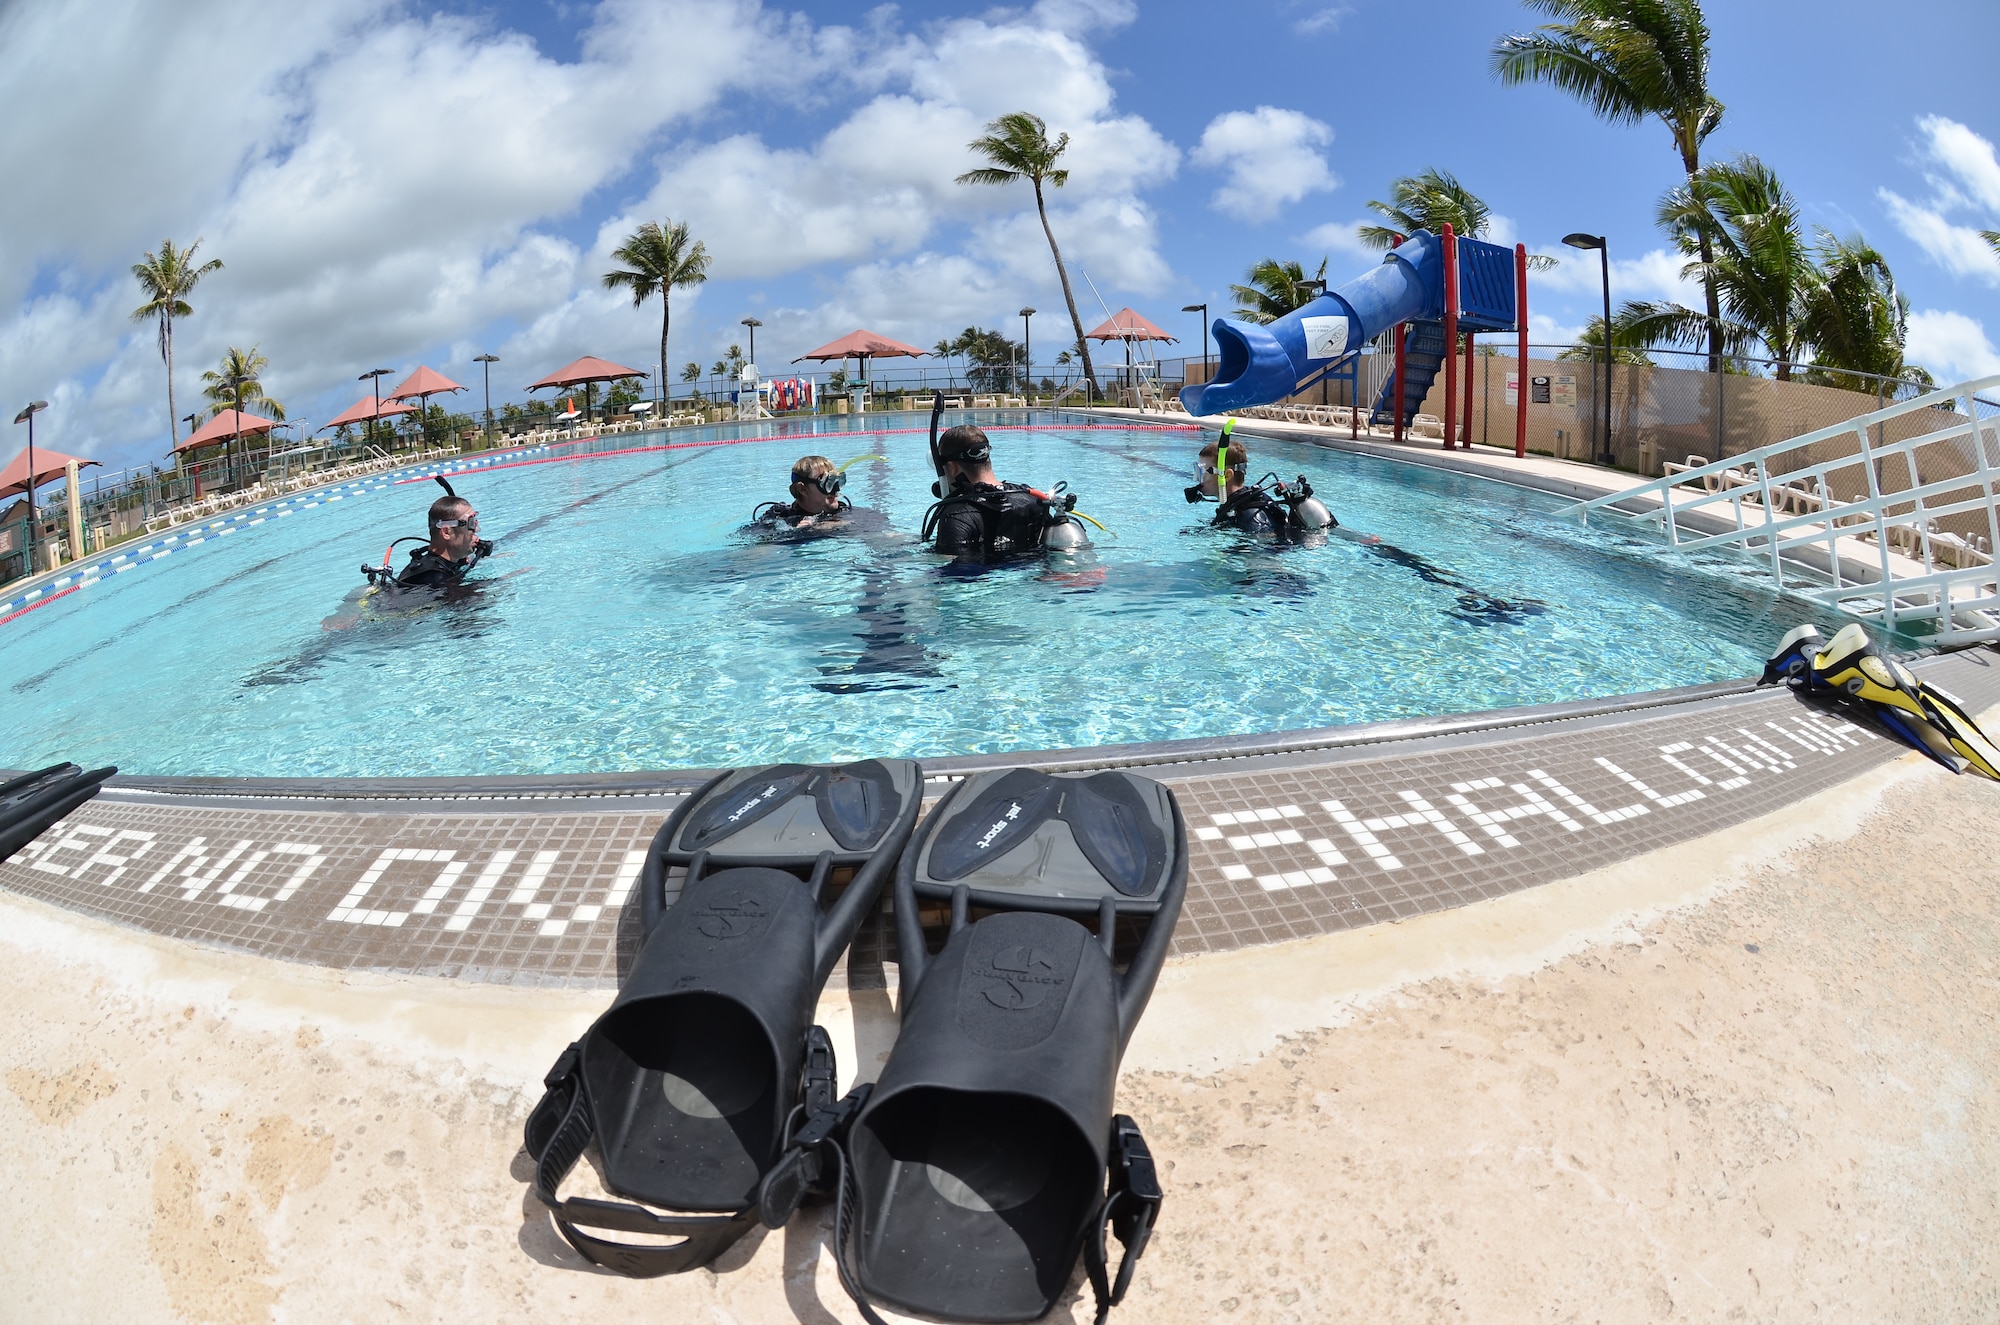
(753, 455, 853, 530)
(364, 479, 492, 589)
(921, 424, 1087, 560)
(1188, 426, 1333, 537)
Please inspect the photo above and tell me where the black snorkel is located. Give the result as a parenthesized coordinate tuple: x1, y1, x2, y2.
(927, 390, 952, 498)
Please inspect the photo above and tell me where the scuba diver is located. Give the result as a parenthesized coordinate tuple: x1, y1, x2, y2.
(750, 453, 888, 534)
(1186, 421, 1334, 538)
(361, 476, 493, 590)
(919, 394, 1092, 561)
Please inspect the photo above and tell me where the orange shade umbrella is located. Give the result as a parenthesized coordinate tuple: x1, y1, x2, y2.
(794, 330, 927, 361)
(386, 365, 466, 402)
(175, 409, 280, 453)
(1083, 308, 1177, 343)
(0, 446, 97, 499)
(318, 396, 418, 431)
(526, 356, 648, 390)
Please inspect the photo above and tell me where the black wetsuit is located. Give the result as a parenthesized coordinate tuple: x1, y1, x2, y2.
(1214, 487, 1294, 536)
(753, 496, 851, 529)
(395, 543, 487, 588)
(924, 481, 1057, 560)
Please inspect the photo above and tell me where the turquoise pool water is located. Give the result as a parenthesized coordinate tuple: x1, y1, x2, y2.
(1, 413, 1815, 777)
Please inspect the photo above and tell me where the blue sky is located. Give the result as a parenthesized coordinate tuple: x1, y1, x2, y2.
(3, 0, 1998, 472)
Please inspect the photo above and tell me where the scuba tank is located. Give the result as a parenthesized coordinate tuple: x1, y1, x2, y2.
(1043, 481, 1091, 550)
(1275, 474, 1334, 530)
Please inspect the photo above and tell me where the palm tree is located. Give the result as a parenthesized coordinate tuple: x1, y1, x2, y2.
(1558, 302, 1658, 365)
(130, 238, 223, 450)
(1358, 168, 1558, 268)
(199, 345, 284, 419)
(1981, 229, 2000, 263)
(956, 112, 1099, 397)
(603, 219, 710, 410)
(1799, 232, 1932, 393)
(1228, 257, 1328, 324)
(199, 345, 281, 489)
(1492, 0, 1727, 369)
(1639, 155, 1813, 378)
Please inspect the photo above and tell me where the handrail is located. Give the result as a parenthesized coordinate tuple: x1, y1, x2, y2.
(1571, 374, 2000, 643)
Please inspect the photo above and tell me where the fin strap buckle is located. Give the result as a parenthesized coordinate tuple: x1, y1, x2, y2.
(757, 1083, 872, 1230)
(1087, 1115, 1162, 1323)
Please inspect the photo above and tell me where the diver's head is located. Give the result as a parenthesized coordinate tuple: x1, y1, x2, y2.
(428, 494, 479, 558)
(1191, 433, 1249, 500)
(937, 424, 996, 490)
(789, 454, 843, 514)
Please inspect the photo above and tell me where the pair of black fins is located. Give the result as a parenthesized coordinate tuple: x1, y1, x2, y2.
(0, 762, 116, 863)
(1761, 622, 2000, 779)
(524, 758, 1187, 1324)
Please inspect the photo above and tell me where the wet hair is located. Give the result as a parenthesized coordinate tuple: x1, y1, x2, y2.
(1197, 437, 1249, 475)
(937, 424, 992, 464)
(428, 495, 472, 528)
(790, 455, 836, 485)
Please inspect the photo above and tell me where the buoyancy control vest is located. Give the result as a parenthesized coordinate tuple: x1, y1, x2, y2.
(922, 481, 1067, 560)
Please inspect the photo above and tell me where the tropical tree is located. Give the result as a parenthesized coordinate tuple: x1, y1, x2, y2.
(1492, 0, 1728, 368)
(1799, 232, 1931, 392)
(1558, 301, 1659, 365)
(1653, 154, 1814, 378)
(956, 112, 1099, 397)
(1984, 229, 2000, 262)
(603, 219, 710, 408)
(130, 238, 223, 448)
(1358, 167, 1557, 267)
(200, 345, 284, 419)
(712, 344, 745, 380)
(947, 327, 1026, 393)
(1229, 257, 1328, 324)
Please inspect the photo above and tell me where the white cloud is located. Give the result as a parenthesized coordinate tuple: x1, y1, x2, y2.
(1531, 245, 1702, 306)
(1298, 221, 1381, 263)
(1191, 107, 1338, 223)
(1880, 116, 2000, 286)
(1879, 189, 2000, 284)
(1918, 114, 2000, 213)
(1295, 6, 1349, 36)
(0, 0, 1185, 470)
(1906, 309, 2000, 383)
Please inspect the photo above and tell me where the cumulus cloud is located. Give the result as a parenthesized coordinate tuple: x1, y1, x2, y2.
(1191, 107, 1338, 222)
(1906, 309, 2000, 383)
(1531, 246, 1704, 307)
(1298, 221, 1380, 262)
(0, 0, 1183, 469)
(1880, 115, 2000, 285)
(1295, 6, 1349, 36)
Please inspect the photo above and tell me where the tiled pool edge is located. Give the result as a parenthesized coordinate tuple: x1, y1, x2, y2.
(6, 646, 1994, 989)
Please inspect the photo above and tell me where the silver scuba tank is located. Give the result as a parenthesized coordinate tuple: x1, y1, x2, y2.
(1044, 516, 1090, 549)
(1289, 495, 1332, 530)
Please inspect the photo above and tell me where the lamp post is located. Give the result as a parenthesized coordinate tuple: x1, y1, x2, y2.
(1019, 307, 1035, 396)
(12, 400, 47, 573)
(1181, 303, 1209, 383)
(226, 371, 247, 490)
(740, 317, 761, 372)
(1562, 232, 1615, 465)
(473, 354, 498, 443)
(182, 412, 200, 497)
(360, 368, 391, 452)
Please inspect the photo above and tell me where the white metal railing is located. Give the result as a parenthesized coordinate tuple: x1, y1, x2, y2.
(1572, 374, 2000, 643)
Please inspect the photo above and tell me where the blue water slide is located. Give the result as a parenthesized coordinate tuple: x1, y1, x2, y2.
(1181, 230, 1447, 417)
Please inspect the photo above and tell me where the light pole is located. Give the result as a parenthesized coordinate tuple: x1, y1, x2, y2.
(182, 412, 200, 497)
(360, 368, 391, 452)
(12, 400, 47, 574)
(1563, 232, 1615, 465)
(474, 354, 498, 443)
(226, 371, 247, 490)
(1181, 303, 1209, 383)
(1019, 307, 1035, 396)
(740, 317, 761, 372)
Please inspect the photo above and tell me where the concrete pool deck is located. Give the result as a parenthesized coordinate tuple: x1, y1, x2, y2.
(1, 652, 1998, 1320)
(6, 703, 2000, 1322)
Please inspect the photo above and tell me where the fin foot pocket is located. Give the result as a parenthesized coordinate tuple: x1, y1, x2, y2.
(522, 759, 921, 1276)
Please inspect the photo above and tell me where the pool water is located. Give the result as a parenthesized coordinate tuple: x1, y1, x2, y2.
(2, 413, 1823, 777)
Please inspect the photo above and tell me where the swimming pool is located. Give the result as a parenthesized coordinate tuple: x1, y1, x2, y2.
(1, 413, 1828, 777)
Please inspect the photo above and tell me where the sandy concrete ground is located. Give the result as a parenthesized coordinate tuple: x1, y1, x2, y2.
(4, 749, 1998, 1324)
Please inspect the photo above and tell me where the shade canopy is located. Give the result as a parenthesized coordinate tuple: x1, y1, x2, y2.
(387, 365, 466, 401)
(0, 446, 98, 499)
(795, 330, 927, 362)
(318, 396, 419, 431)
(527, 356, 647, 390)
(1084, 308, 1176, 343)
(177, 409, 280, 453)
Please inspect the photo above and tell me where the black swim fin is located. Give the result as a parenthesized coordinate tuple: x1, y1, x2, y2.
(0, 762, 117, 863)
(523, 758, 922, 1276)
(762, 768, 1186, 1324)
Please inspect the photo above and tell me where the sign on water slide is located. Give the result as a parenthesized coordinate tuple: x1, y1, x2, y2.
(1301, 316, 1348, 360)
